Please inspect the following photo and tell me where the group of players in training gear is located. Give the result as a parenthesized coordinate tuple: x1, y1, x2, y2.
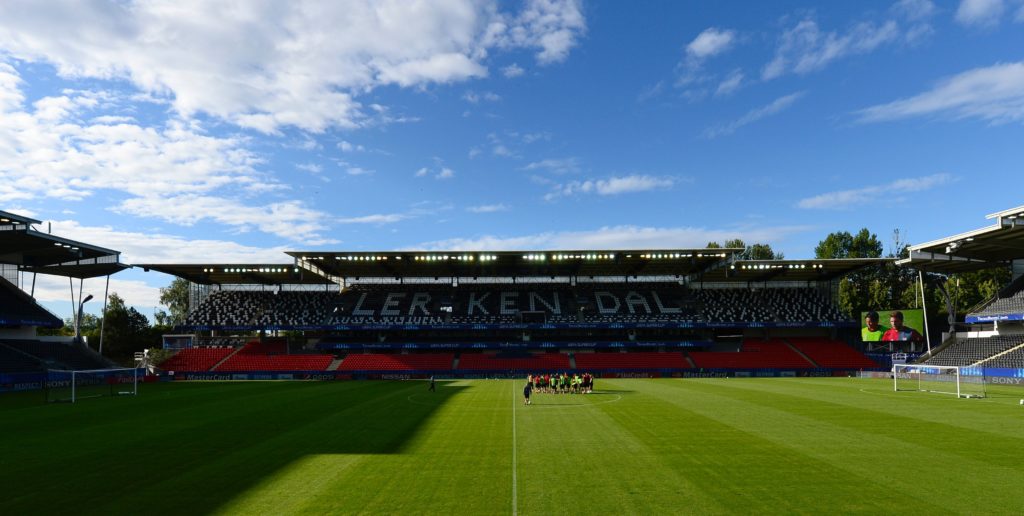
(523, 373, 594, 405)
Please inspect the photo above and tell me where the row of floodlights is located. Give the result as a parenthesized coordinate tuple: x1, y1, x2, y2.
(542, 253, 616, 261)
(414, 255, 497, 262)
(52, 242, 79, 251)
(733, 263, 825, 270)
(207, 267, 297, 274)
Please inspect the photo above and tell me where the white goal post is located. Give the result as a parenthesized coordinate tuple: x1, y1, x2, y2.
(46, 368, 140, 403)
(892, 364, 986, 398)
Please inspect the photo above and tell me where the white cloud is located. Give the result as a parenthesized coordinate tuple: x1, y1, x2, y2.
(115, 196, 334, 244)
(797, 173, 954, 209)
(0, 0, 586, 133)
(715, 69, 744, 97)
(26, 219, 294, 310)
(47, 220, 289, 263)
(894, 0, 937, 20)
(0, 63, 333, 242)
(523, 157, 581, 174)
(704, 92, 804, 138)
(338, 140, 365, 152)
(467, 203, 509, 213)
(857, 62, 1024, 124)
(956, 0, 1005, 26)
(32, 276, 163, 312)
(488, 0, 587, 65)
(676, 27, 737, 93)
(502, 63, 525, 78)
(463, 90, 501, 103)
(762, 17, 900, 80)
(337, 213, 408, 225)
(686, 28, 736, 60)
(344, 166, 374, 176)
(545, 175, 674, 200)
(296, 163, 323, 174)
(492, 144, 513, 157)
(413, 224, 810, 251)
(414, 166, 455, 180)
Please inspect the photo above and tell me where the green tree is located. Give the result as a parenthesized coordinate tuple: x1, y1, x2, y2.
(708, 239, 783, 260)
(100, 292, 152, 359)
(814, 228, 882, 259)
(159, 278, 190, 326)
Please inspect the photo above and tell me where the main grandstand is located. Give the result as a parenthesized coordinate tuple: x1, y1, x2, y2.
(1, 210, 125, 384)
(8, 205, 1024, 384)
(139, 249, 889, 378)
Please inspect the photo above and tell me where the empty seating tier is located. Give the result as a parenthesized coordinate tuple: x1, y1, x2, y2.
(214, 353, 333, 372)
(1, 340, 110, 370)
(925, 336, 1024, 367)
(574, 352, 689, 370)
(458, 353, 570, 371)
(786, 337, 880, 369)
(688, 339, 814, 369)
(337, 354, 455, 372)
(159, 348, 234, 372)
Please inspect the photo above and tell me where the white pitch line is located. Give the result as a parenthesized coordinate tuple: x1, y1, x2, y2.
(511, 380, 518, 516)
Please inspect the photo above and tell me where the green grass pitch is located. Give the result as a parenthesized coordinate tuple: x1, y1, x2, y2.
(3, 378, 1024, 514)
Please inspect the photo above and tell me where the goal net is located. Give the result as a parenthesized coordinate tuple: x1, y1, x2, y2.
(46, 368, 140, 403)
(892, 364, 986, 398)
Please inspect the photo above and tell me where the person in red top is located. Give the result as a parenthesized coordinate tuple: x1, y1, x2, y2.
(881, 311, 924, 342)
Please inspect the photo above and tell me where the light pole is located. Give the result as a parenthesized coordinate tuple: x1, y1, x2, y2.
(74, 294, 94, 343)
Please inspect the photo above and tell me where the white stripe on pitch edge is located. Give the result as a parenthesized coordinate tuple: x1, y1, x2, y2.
(511, 380, 518, 516)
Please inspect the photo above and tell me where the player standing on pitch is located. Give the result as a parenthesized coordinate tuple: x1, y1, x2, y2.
(523, 377, 533, 405)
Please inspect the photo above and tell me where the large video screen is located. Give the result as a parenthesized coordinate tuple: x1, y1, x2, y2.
(860, 309, 924, 342)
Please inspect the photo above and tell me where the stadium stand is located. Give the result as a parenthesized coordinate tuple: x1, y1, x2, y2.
(698, 288, 845, 323)
(457, 352, 570, 372)
(924, 336, 1024, 367)
(967, 277, 1024, 319)
(185, 291, 335, 327)
(688, 339, 815, 369)
(573, 351, 689, 371)
(0, 343, 44, 373)
(0, 278, 62, 327)
(158, 347, 235, 372)
(214, 353, 333, 372)
(786, 337, 879, 369)
(212, 340, 333, 372)
(979, 345, 1024, 368)
(337, 353, 455, 372)
(182, 284, 849, 328)
(0, 339, 111, 370)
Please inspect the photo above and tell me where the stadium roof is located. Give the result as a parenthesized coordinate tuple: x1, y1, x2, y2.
(0, 216, 122, 272)
(694, 258, 893, 283)
(21, 262, 132, 279)
(286, 249, 743, 281)
(897, 205, 1024, 273)
(0, 210, 42, 226)
(137, 264, 333, 286)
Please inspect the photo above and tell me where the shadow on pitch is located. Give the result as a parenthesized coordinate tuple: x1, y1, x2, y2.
(0, 380, 467, 515)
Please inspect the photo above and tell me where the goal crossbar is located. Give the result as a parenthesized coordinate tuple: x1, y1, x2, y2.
(892, 364, 986, 398)
(46, 368, 140, 403)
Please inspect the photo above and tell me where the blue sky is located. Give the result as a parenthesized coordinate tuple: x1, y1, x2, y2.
(1, 0, 1023, 318)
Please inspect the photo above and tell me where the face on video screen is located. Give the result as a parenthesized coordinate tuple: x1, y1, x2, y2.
(861, 309, 923, 342)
